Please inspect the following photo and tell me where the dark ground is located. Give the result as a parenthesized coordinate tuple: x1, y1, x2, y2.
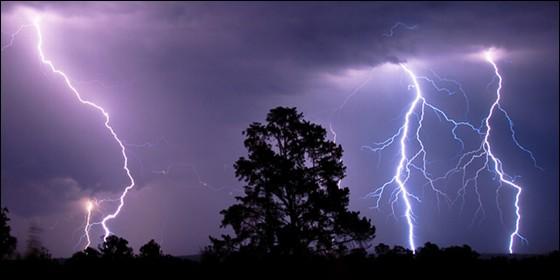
(1, 250, 557, 279)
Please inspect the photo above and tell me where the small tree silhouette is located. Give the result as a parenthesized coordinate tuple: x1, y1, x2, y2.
(0, 208, 17, 260)
(208, 107, 375, 258)
(139, 239, 163, 259)
(417, 242, 441, 260)
(374, 243, 391, 256)
(99, 235, 133, 260)
(24, 223, 51, 260)
(442, 245, 479, 261)
(70, 247, 101, 263)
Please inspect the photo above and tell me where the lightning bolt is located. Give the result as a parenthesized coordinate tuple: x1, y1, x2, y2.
(382, 22, 418, 37)
(483, 51, 526, 254)
(366, 63, 483, 253)
(390, 63, 422, 253)
(431, 50, 530, 253)
(416, 70, 470, 120)
(28, 18, 135, 243)
(1, 23, 32, 52)
(84, 200, 94, 249)
(364, 48, 539, 254)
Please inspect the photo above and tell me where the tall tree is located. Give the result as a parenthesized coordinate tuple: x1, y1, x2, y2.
(209, 107, 375, 257)
(0, 208, 17, 260)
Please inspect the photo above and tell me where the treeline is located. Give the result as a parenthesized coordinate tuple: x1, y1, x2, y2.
(0, 235, 558, 278)
(0, 205, 558, 278)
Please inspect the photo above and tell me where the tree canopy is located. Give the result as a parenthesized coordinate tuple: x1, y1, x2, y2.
(98, 235, 133, 260)
(208, 107, 375, 257)
(139, 239, 163, 259)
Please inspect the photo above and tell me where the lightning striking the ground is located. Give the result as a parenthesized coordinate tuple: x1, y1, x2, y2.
(482, 51, 525, 254)
(389, 64, 422, 253)
(27, 17, 136, 245)
(364, 50, 538, 254)
(364, 63, 482, 253)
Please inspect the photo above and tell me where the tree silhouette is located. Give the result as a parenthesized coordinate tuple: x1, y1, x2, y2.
(70, 247, 101, 263)
(417, 242, 441, 260)
(0, 208, 17, 260)
(208, 107, 375, 257)
(374, 243, 391, 256)
(139, 239, 163, 259)
(442, 244, 479, 261)
(24, 223, 51, 260)
(99, 235, 133, 260)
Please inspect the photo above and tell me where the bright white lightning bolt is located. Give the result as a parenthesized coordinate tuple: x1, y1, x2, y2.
(30, 18, 135, 243)
(483, 51, 525, 254)
(364, 49, 538, 254)
(416, 70, 470, 120)
(366, 63, 477, 253)
(392, 63, 422, 253)
(84, 200, 94, 249)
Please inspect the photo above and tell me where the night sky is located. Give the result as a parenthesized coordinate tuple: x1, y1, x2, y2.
(1, 2, 558, 257)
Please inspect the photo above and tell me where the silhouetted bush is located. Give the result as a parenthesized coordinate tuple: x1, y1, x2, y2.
(0, 208, 17, 260)
(139, 239, 163, 259)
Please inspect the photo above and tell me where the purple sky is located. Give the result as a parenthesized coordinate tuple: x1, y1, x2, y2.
(1, 2, 558, 257)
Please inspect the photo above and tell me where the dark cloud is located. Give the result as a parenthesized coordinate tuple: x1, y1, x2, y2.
(2, 176, 86, 217)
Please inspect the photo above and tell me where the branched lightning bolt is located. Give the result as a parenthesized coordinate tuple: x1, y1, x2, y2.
(365, 63, 483, 253)
(483, 51, 526, 253)
(30, 18, 135, 243)
(389, 64, 422, 253)
(417, 70, 470, 120)
(419, 51, 533, 253)
(364, 49, 539, 254)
